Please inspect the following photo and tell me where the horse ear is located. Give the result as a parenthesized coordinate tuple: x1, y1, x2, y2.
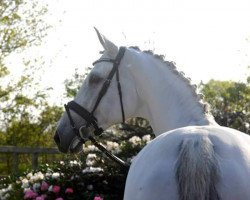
(94, 27, 118, 57)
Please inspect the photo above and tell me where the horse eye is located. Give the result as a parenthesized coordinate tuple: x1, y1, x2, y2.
(89, 73, 103, 84)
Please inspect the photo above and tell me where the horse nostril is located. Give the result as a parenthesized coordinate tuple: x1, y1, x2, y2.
(54, 131, 61, 146)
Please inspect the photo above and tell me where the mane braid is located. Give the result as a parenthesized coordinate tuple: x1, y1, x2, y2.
(129, 46, 211, 114)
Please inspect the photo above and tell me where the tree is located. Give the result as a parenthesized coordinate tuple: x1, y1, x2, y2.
(0, 0, 49, 127)
(0, 0, 48, 54)
(0, 0, 48, 79)
(64, 69, 87, 98)
(0, 0, 64, 174)
(200, 79, 250, 134)
(0, 0, 62, 147)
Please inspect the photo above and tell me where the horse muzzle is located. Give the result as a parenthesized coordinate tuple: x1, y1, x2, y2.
(54, 125, 96, 154)
(54, 130, 69, 153)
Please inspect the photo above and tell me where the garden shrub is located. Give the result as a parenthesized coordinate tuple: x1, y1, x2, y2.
(0, 127, 152, 200)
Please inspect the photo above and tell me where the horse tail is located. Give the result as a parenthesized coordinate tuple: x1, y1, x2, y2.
(175, 136, 220, 200)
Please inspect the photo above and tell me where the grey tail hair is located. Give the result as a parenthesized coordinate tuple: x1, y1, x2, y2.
(175, 136, 220, 200)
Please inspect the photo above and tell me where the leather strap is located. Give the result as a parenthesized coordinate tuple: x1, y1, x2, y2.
(65, 47, 126, 136)
(91, 47, 126, 116)
(116, 68, 125, 123)
(92, 58, 115, 66)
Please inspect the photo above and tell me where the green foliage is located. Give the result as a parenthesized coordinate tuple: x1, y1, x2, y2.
(64, 69, 89, 98)
(0, 0, 64, 175)
(200, 79, 250, 133)
(0, 65, 63, 148)
(0, 0, 49, 113)
(0, 0, 58, 147)
(0, 0, 48, 58)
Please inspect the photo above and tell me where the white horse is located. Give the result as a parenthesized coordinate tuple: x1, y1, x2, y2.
(54, 29, 250, 200)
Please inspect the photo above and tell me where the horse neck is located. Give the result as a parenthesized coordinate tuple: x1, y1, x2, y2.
(127, 49, 216, 136)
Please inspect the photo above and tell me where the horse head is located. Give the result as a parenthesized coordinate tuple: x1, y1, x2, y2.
(54, 28, 139, 153)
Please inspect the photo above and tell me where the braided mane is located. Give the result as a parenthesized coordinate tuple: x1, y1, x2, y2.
(129, 46, 211, 114)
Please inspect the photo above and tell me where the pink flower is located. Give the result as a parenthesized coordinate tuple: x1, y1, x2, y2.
(94, 196, 103, 200)
(65, 187, 74, 194)
(24, 189, 38, 199)
(52, 185, 60, 193)
(55, 198, 64, 200)
(36, 196, 45, 200)
(40, 181, 49, 192)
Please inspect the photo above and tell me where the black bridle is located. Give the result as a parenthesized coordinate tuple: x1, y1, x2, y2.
(64, 47, 129, 168)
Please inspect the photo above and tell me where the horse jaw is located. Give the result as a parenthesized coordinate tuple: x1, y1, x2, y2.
(94, 27, 118, 58)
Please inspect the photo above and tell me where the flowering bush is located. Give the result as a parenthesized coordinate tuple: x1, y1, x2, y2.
(0, 131, 152, 200)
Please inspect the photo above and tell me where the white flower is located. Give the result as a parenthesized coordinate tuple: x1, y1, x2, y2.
(21, 178, 29, 188)
(26, 173, 33, 179)
(87, 154, 97, 159)
(86, 160, 95, 166)
(106, 141, 121, 153)
(106, 141, 118, 150)
(129, 136, 141, 146)
(82, 167, 103, 174)
(35, 171, 44, 180)
(244, 122, 250, 129)
(84, 145, 99, 152)
(86, 154, 97, 166)
(45, 172, 52, 178)
(22, 178, 29, 183)
(69, 160, 80, 166)
(52, 172, 60, 179)
(142, 135, 151, 143)
(29, 172, 44, 183)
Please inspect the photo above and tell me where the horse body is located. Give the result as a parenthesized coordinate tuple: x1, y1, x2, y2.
(114, 46, 250, 199)
(125, 126, 250, 200)
(55, 29, 250, 200)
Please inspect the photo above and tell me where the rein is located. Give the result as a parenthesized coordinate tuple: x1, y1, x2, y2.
(64, 47, 130, 169)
